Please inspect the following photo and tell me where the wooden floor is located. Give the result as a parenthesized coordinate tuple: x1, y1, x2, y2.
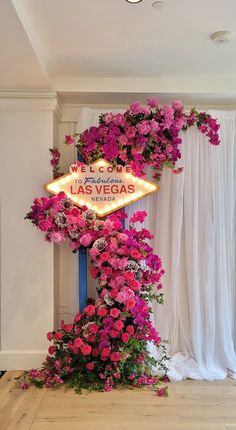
(1, 372, 236, 430)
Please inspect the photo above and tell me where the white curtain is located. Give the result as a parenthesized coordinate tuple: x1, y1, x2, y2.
(77, 108, 236, 381)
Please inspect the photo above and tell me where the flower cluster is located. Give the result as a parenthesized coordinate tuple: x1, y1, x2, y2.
(49, 147, 62, 179)
(24, 195, 168, 393)
(65, 99, 220, 181)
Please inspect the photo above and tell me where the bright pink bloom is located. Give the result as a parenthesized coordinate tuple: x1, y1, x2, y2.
(81, 344, 92, 356)
(113, 320, 124, 331)
(47, 332, 53, 341)
(74, 338, 83, 348)
(110, 308, 121, 318)
(122, 333, 130, 343)
(97, 307, 108, 317)
(84, 305, 95, 317)
(55, 332, 63, 341)
(86, 362, 95, 371)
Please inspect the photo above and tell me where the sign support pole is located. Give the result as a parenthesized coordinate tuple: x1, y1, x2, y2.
(77, 153, 88, 312)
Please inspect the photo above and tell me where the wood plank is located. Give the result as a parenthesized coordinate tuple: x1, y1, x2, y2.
(1, 372, 236, 430)
(0, 371, 46, 430)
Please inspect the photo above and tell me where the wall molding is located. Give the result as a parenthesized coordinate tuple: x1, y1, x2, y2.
(0, 350, 47, 370)
(0, 91, 62, 119)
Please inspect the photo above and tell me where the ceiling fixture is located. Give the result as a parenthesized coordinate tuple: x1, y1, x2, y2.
(152, 1, 165, 9)
(125, 0, 143, 4)
(211, 31, 231, 45)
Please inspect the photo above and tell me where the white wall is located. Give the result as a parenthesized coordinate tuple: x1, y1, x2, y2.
(0, 94, 57, 369)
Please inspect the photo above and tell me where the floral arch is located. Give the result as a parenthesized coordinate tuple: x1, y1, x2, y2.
(23, 98, 220, 395)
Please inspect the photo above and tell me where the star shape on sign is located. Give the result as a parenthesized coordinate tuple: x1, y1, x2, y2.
(44, 159, 159, 217)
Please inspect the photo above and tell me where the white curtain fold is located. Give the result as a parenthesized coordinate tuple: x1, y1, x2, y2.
(77, 108, 236, 381)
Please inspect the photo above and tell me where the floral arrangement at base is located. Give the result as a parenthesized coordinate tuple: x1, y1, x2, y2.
(23, 192, 168, 394)
(63, 98, 220, 182)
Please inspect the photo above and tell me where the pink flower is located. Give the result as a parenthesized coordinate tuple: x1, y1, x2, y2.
(65, 135, 75, 145)
(86, 362, 95, 371)
(80, 233, 93, 247)
(64, 324, 73, 333)
(74, 312, 81, 322)
(100, 252, 111, 262)
(48, 345, 55, 355)
(50, 231, 65, 244)
(109, 330, 119, 338)
(147, 97, 159, 108)
(172, 99, 183, 110)
(110, 352, 122, 361)
(47, 332, 53, 341)
(74, 338, 83, 348)
(89, 323, 99, 334)
(81, 344, 92, 356)
(110, 308, 121, 318)
(90, 267, 99, 279)
(84, 305, 95, 317)
(97, 307, 108, 317)
(126, 299, 136, 310)
(130, 249, 142, 260)
(55, 331, 63, 341)
(20, 382, 29, 389)
(101, 347, 111, 358)
(130, 211, 147, 224)
(113, 320, 124, 331)
(122, 332, 130, 343)
(156, 386, 168, 397)
(126, 325, 135, 335)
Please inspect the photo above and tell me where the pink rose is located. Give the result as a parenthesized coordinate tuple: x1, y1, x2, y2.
(55, 331, 63, 341)
(48, 345, 55, 355)
(110, 352, 122, 361)
(84, 305, 95, 317)
(109, 330, 119, 338)
(47, 332, 53, 341)
(101, 347, 111, 358)
(97, 307, 108, 317)
(126, 325, 134, 335)
(64, 324, 73, 333)
(90, 266, 99, 279)
(81, 344, 92, 356)
(100, 252, 111, 262)
(74, 338, 83, 348)
(122, 333, 130, 343)
(110, 308, 121, 318)
(113, 320, 124, 331)
(74, 312, 81, 323)
(89, 323, 99, 334)
(86, 362, 95, 371)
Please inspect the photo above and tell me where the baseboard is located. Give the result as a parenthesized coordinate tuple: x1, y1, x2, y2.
(0, 350, 47, 370)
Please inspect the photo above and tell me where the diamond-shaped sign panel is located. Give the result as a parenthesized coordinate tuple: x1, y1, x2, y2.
(44, 159, 159, 217)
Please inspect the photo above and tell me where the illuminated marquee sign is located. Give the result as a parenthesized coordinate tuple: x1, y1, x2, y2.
(44, 159, 159, 217)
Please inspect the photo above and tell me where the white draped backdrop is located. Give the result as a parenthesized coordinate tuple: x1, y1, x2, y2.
(77, 108, 236, 381)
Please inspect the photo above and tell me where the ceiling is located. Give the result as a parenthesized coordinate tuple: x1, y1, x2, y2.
(1, 0, 236, 101)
